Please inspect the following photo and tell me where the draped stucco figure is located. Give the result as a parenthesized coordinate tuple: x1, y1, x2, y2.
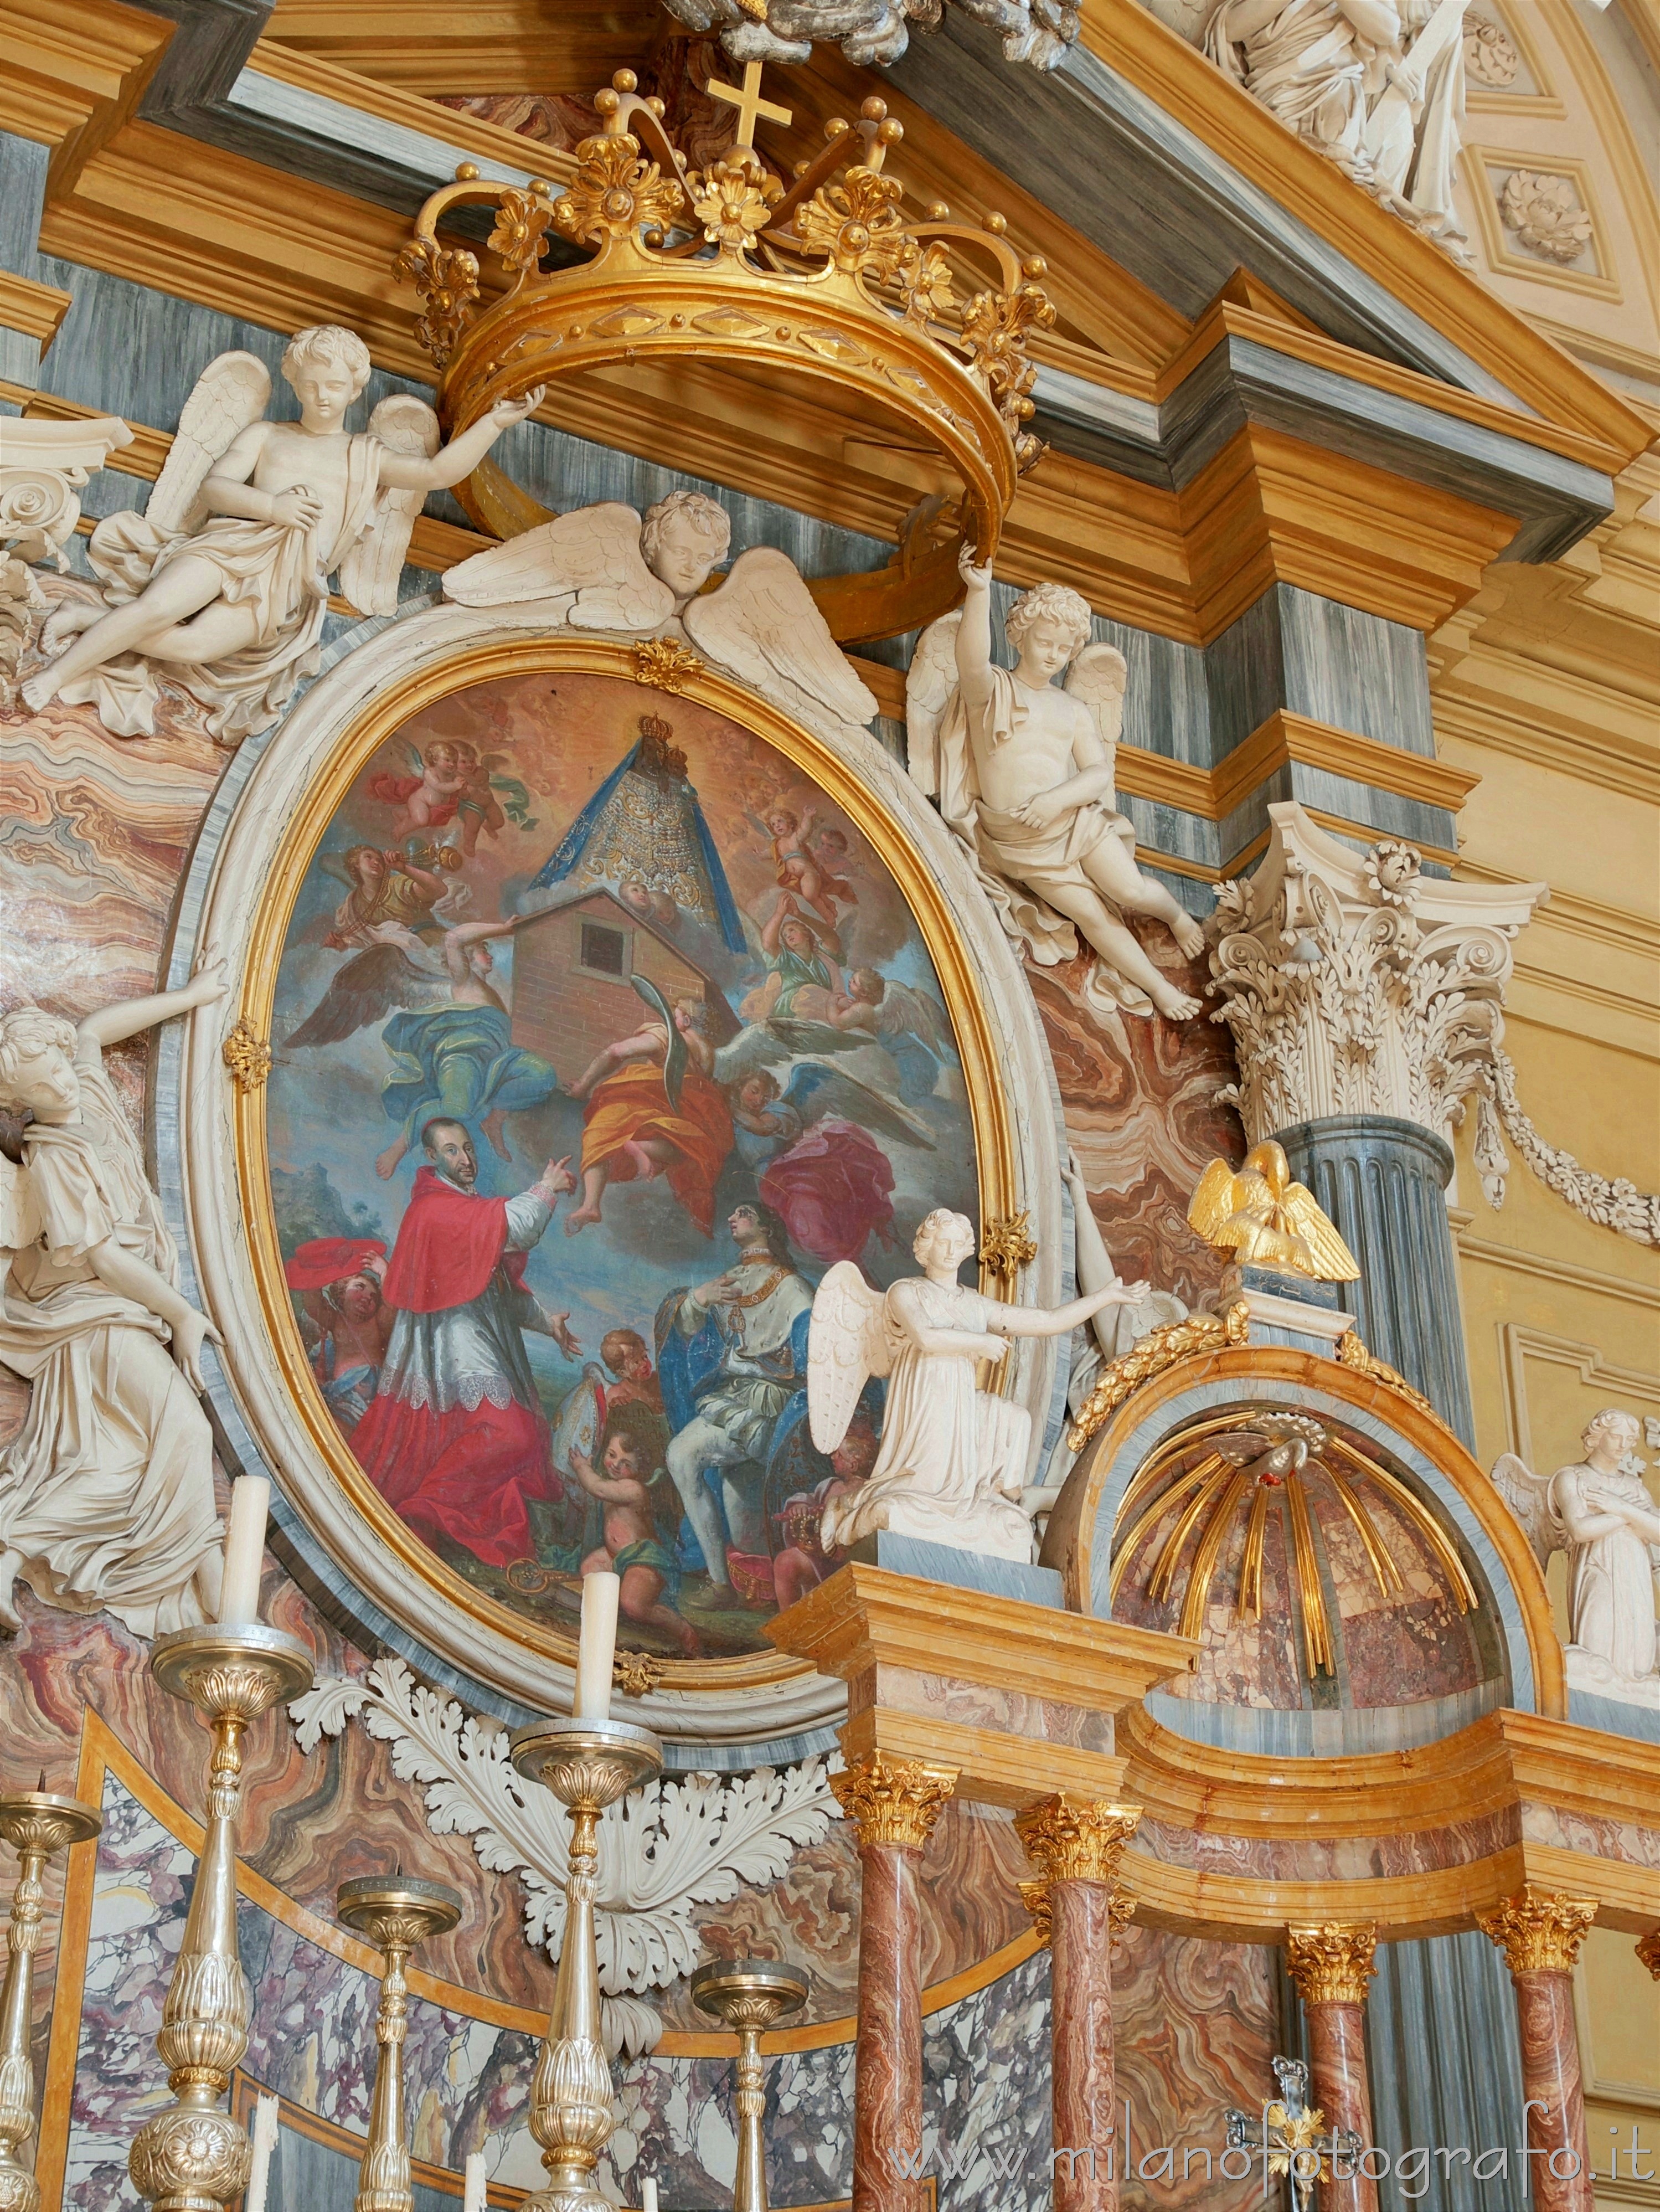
(0, 972, 230, 1636)
(906, 551, 1206, 1022)
(808, 1207, 1148, 1562)
(23, 326, 543, 743)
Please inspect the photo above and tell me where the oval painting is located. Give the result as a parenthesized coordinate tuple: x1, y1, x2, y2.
(265, 667, 979, 1660)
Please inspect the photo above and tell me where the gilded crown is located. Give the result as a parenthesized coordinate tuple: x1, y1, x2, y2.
(395, 66, 1054, 641)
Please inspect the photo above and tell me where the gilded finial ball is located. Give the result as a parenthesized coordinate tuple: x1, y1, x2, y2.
(826, 117, 849, 138)
(985, 210, 1008, 234)
(529, 176, 550, 196)
(595, 87, 620, 117)
(794, 160, 811, 177)
(926, 200, 950, 220)
(455, 162, 481, 182)
(647, 95, 666, 116)
(845, 224, 871, 251)
(613, 69, 638, 94)
(1023, 255, 1047, 279)
(860, 96, 888, 121)
(878, 117, 903, 146)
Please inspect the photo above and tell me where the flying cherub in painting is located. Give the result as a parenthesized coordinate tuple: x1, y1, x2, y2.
(570, 1401, 701, 1656)
(748, 803, 858, 927)
(825, 965, 963, 1102)
(1187, 1141, 1361, 1282)
(368, 737, 507, 857)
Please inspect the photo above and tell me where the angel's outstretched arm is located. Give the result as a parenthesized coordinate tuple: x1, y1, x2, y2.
(566, 1025, 664, 1098)
(380, 388, 547, 491)
(989, 1282, 1149, 1338)
(1062, 1150, 1119, 1299)
(77, 964, 228, 1056)
(888, 1278, 1004, 1362)
(953, 549, 997, 727)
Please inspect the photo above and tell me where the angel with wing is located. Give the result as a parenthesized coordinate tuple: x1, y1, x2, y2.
(810, 1207, 1150, 1563)
(906, 549, 1207, 1021)
(441, 487, 880, 749)
(1492, 1408, 1660, 1699)
(22, 325, 543, 745)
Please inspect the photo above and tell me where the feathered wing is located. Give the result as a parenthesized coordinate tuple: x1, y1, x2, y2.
(442, 502, 672, 631)
(1214, 1432, 1273, 1467)
(780, 1062, 935, 1148)
(1187, 1156, 1241, 1246)
(683, 548, 879, 737)
(904, 610, 962, 795)
(1065, 641, 1128, 791)
(711, 1023, 796, 1087)
(338, 395, 441, 618)
(1281, 1181, 1362, 1281)
(285, 943, 448, 1048)
(808, 1261, 891, 1453)
(1489, 1452, 1564, 1571)
(874, 978, 957, 1062)
(144, 352, 272, 538)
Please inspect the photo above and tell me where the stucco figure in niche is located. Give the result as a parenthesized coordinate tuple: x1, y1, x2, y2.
(807, 1207, 1149, 1562)
(441, 488, 880, 749)
(906, 551, 1207, 1022)
(1492, 1408, 1660, 1707)
(0, 971, 230, 1637)
(267, 667, 979, 1658)
(1204, 0, 1472, 260)
(21, 326, 543, 744)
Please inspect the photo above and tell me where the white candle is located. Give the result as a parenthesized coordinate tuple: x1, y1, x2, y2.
(217, 1475, 271, 1625)
(463, 2151, 487, 2210)
(641, 2181, 658, 2212)
(573, 1570, 620, 1722)
(245, 2093, 279, 2212)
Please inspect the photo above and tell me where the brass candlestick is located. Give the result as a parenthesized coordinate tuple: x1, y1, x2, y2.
(509, 1715, 663, 2212)
(0, 1789, 102, 2212)
(128, 1624, 315, 2212)
(338, 1874, 462, 2212)
(689, 1960, 808, 2212)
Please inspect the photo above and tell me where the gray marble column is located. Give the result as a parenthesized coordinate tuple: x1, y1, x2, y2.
(1277, 1113, 1476, 1449)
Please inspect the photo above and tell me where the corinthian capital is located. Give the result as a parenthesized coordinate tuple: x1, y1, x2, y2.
(829, 1753, 956, 1850)
(1476, 1887, 1597, 1976)
(1207, 803, 1545, 1155)
(1286, 1922, 1378, 2007)
(1014, 1795, 1141, 1886)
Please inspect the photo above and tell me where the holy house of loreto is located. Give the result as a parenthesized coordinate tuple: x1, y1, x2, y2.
(0, 3, 1656, 2209)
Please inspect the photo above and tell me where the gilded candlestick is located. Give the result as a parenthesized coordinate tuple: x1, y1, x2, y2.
(690, 1959, 808, 2212)
(128, 1624, 315, 2212)
(509, 1715, 663, 2212)
(338, 1874, 463, 2212)
(0, 1790, 102, 2212)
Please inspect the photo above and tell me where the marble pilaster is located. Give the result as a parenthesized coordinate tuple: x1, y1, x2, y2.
(830, 1753, 956, 2212)
(1285, 1925, 1379, 2212)
(1476, 1889, 1598, 2212)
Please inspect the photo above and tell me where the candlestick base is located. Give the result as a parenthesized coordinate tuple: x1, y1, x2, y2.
(339, 1876, 463, 2212)
(150, 1622, 316, 1718)
(509, 1717, 664, 2212)
(691, 1961, 808, 2212)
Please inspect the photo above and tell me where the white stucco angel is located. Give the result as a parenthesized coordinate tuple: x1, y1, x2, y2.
(0, 970, 231, 1637)
(808, 1207, 1150, 1562)
(1492, 1408, 1660, 1707)
(23, 325, 544, 744)
(441, 487, 879, 749)
(906, 551, 1206, 1022)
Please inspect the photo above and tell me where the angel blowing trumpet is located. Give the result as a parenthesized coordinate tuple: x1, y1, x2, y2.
(23, 325, 542, 744)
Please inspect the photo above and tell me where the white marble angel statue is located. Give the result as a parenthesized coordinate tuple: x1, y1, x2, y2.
(1491, 1408, 1660, 1707)
(906, 550, 1206, 1022)
(22, 325, 544, 744)
(441, 487, 879, 749)
(0, 970, 231, 1637)
(808, 1207, 1150, 1562)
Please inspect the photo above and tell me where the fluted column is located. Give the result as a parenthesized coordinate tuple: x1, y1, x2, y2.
(1476, 1889, 1597, 2212)
(1285, 1925, 1379, 2212)
(1015, 1797, 1138, 2212)
(830, 1753, 956, 2212)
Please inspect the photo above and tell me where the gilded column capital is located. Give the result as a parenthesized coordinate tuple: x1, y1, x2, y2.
(829, 1753, 956, 1851)
(1476, 1887, 1597, 1977)
(1286, 1922, 1378, 2008)
(1635, 1927, 1660, 1982)
(1014, 1795, 1141, 1887)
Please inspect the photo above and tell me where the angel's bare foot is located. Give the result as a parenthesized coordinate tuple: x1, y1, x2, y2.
(375, 1135, 410, 1180)
(19, 663, 61, 714)
(482, 1108, 512, 1162)
(39, 600, 102, 656)
(1171, 912, 1206, 960)
(1151, 983, 1203, 1021)
(564, 1201, 602, 1235)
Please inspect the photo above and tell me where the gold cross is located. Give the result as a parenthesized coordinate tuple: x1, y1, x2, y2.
(707, 59, 793, 150)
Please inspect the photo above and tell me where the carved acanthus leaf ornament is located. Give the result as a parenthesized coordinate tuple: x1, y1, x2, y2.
(1476, 1887, 1597, 1977)
(829, 1752, 956, 1849)
(1286, 1923, 1378, 2008)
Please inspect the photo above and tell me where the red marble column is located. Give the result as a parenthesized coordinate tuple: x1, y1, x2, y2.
(1015, 1796, 1141, 2212)
(831, 1753, 956, 2212)
(1477, 1887, 1598, 2212)
(1285, 1925, 1380, 2212)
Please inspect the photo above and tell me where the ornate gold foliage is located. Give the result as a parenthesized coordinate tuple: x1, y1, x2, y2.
(1066, 1302, 1250, 1452)
(488, 184, 559, 277)
(1637, 1927, 1660, 1982)
(390, 237, 480, 369)
(689, 157, 783, 258)
(631, 637, 704, 692)
(1476, 1886, 1597, 1976)
(553, 128, 686, 251)
(612, 1650, 666, 1699)
(1285, 1923, 1378, 2008)
(829, 1752, 956, 1850)
(1014, 1795, 1141, 1886)
(1335, 1330, 1434, 1416)
(979, 1209, 1038, 1275)
(793, 164, 916, 286)
(221, 1016, 272, 1094)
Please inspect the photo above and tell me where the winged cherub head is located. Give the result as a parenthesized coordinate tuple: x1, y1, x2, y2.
(640, 490, 732, 602)
(1005, 580, 1094, 686)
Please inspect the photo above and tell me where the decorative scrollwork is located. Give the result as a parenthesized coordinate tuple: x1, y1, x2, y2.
(979, 1209, 1038, 1275)
(631, 637, 704, 692)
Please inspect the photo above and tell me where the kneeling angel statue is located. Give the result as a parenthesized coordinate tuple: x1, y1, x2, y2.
(906, 549, 1205, 1021)
(23, 325, 543, 744)
(808, 1207, 1149, 1563)
(0, 971, 231, 1636)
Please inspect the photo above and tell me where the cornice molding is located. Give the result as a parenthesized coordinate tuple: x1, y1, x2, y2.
(0, 268, 73, 347)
